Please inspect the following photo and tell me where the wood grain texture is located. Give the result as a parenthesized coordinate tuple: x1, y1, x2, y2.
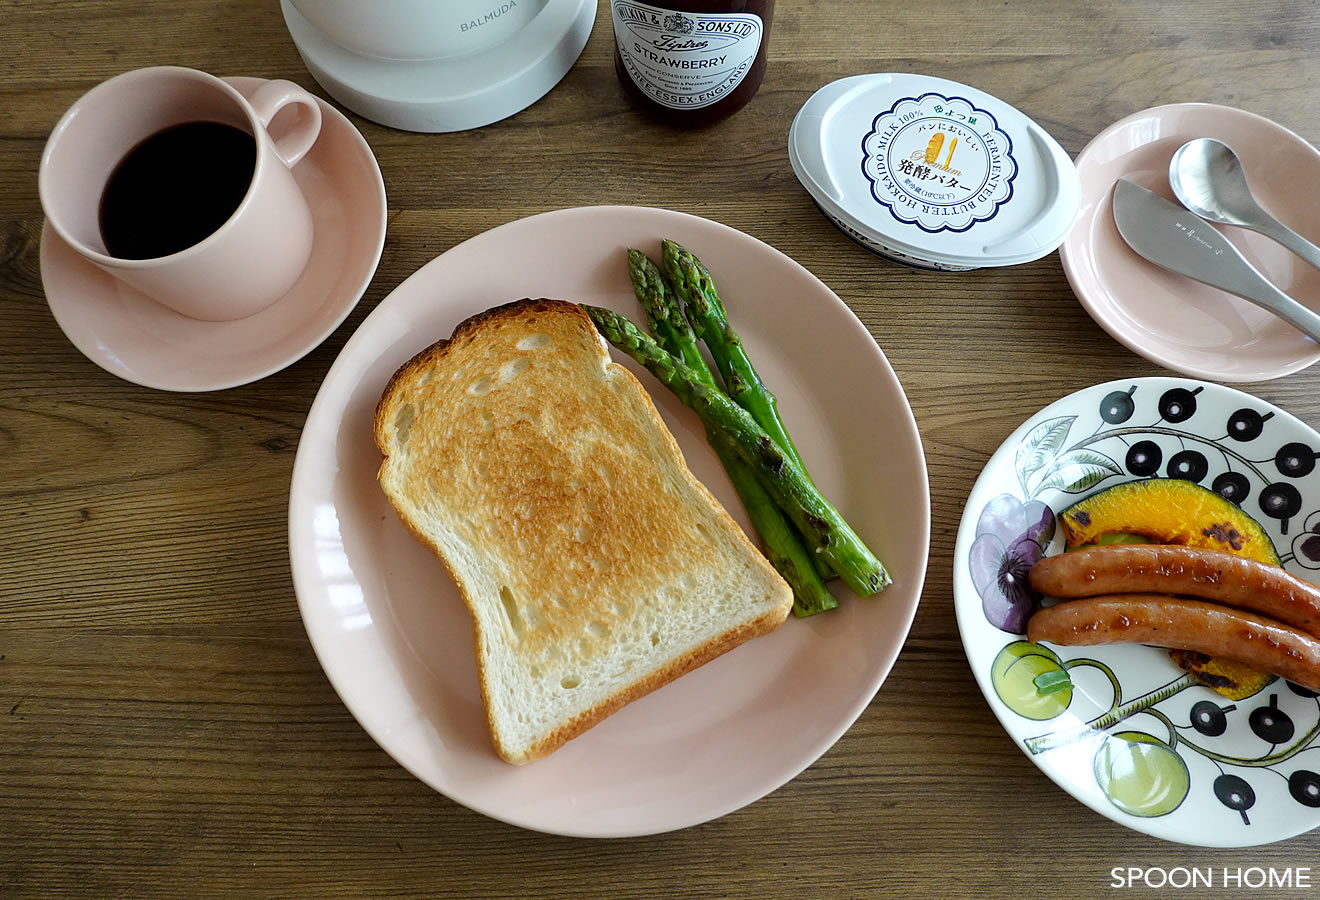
(4, 0, 1320, 896)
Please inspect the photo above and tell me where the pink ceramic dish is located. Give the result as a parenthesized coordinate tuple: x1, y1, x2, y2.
(1060, 103, 1320, 382)
(288, 206, 930, 837)
(39, 76, 386, 392)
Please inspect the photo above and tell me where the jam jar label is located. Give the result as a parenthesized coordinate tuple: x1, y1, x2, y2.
(612, 1, 763, 110)
(860, 92, 1018, 233)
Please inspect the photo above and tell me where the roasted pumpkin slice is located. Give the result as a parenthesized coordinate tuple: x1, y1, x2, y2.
(1061, 478, 1280, 564)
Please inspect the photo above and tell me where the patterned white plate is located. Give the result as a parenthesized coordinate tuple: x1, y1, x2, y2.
(955, 377, 1320, 846)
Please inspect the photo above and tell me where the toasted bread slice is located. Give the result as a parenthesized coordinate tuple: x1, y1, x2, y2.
(374, 298, 793, 764)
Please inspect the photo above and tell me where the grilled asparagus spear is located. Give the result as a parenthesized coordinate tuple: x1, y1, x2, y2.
(661, 239, 810, 478)
(662, 240, 835, 580)
(586, 304, 891, 598)
(628, 250, 837, 616)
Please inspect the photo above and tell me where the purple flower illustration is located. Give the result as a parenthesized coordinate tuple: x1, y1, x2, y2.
(970, 493, 1055, 633)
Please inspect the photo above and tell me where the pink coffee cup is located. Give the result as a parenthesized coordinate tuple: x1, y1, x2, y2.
(39, 66, 323, 321)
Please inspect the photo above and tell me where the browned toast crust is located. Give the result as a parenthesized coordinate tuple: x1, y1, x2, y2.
(374, 298, 792, 764)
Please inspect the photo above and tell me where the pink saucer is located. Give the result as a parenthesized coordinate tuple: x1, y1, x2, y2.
(1060, 103, 1320, 382)
(40, 76, 386, 392)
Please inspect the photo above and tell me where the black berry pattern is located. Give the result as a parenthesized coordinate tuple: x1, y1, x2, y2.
(1212, 472, 1251, 505)
(1158, 387, 1201, 423)
(1125, 441, 1162, 476)
(1100, 387, 1137, 424)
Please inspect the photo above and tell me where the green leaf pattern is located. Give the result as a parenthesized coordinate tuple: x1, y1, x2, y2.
(1035, 451, 1123, 495)
(1014, 416, 1121, 498)
(1015, 416, 1074, 496)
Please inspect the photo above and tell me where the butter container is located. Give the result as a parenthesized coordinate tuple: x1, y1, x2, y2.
(788, 73, 1080, 271)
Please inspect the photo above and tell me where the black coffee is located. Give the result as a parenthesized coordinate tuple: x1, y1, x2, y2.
(98, 120, 256, 260)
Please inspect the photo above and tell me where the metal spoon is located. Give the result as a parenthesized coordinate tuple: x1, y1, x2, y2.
(1169, 137, 1320, 271)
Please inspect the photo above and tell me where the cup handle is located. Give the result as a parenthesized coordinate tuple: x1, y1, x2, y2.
(246, 79, 323, 168)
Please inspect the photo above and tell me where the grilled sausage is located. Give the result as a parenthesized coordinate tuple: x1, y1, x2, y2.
(1026, 594, 1320, 692)
(1028, 544, 1320, 640)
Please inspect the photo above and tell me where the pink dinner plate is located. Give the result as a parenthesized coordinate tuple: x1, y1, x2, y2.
(39, 76, 386, 392)
(1060, 103, 1320, 382)
(288, 206, 930, 837)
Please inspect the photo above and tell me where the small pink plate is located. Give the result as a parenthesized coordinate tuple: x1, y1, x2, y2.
(288, 206, 930, 837)
(1060, 103, 1320, 382)
(39, 76, 386, 392)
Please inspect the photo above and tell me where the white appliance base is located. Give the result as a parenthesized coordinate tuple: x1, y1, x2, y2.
(281, 0, 596, 133)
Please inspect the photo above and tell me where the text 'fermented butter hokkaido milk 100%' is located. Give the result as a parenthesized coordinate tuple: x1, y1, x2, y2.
(611, 0, 774, 127)
(789, 73, 1081, 271)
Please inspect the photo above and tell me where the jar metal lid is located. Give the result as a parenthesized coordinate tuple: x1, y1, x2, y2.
(788, 73, 1080, 270)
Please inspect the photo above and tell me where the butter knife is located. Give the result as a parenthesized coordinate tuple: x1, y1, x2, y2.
(1111, 178, 1320, 342)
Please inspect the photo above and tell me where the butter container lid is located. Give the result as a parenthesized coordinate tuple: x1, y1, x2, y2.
(788, 73, 1080, 271)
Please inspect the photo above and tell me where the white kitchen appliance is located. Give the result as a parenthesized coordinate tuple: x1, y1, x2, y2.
(281, 0, 596, 132)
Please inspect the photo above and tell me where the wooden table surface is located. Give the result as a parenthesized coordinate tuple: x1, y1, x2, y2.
(5, 1, 1320, 896)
